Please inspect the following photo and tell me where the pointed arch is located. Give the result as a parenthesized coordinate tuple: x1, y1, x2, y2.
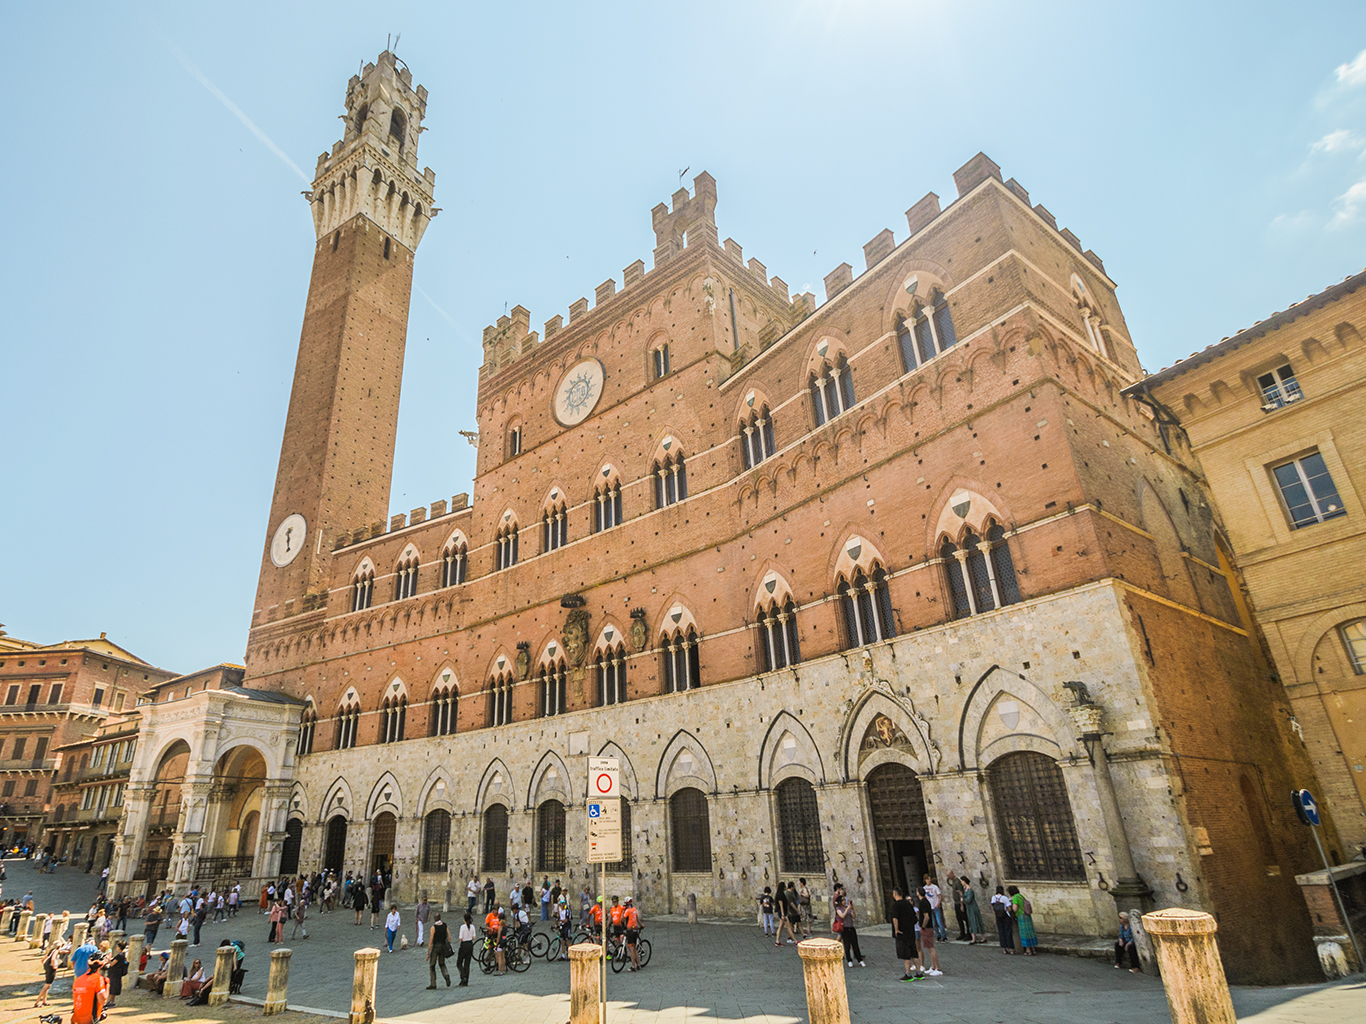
(757, 710, 826, 789)
(655, 729, 717, 798)
(830, 532, 889, 582)
(365, 771, 403, 818)
(526, 749, 575, 810)
(319, 775, 354, 824)
(956, 665, 1081, 771)
(288, 780, 309, 821)
(595, 741, 639, 801)
(418, 766, 456, 816)
(839, 686, 941, 782)
(475, 757, 515, 812)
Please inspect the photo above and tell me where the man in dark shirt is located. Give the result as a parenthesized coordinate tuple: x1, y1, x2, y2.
(143, 905, 163, 948)
(917, 888, 942, 976)
(891, 888, 922, 980)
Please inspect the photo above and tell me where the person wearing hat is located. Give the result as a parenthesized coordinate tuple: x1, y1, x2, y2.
(146, 951, 172, 994)
(71, 957, 106, 1024)
(555, 896, 572, 958)
(623, 897, 642, 972)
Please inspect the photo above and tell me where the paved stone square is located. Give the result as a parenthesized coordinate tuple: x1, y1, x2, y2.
(8, 862, 1362, 1024)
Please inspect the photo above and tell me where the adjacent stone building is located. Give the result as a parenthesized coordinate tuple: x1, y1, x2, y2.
(108, 50, 1335, 983)
(1136, 269, 1366, 858)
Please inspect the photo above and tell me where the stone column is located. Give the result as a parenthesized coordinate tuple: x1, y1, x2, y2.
(257, 782, 293, 883)
(797, 938, 850, 1024)
(127, 934, 145, 987)
(72, 921, 88, 947)
(568, 943, 602, 1024)
(112, 783, 156, 888)
(0, 907, 13, 932)
(28, 914, 47, 948)
(350, 948, 380, 1024)
(16, 911, 33, 943)
(1142, 909, 1235, 1024)
(209, 944, 235, 1006)
(264, 947, 292, 1015)
(164, 938, 189, 999)
(1067, 697, 1154, 912)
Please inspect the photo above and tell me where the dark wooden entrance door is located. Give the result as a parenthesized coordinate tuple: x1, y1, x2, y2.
(371, 811, 396, 882)
(324, 815, 348, 873)
(865, 763, 933, 922)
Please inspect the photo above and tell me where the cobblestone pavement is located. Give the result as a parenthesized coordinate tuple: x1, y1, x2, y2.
(8, 861, 1362, 1024)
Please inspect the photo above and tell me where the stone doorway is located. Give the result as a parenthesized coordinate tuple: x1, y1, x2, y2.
(371, 811, 396, 883)
(323, 815, 347, 873)
(866, 762, 933, 922)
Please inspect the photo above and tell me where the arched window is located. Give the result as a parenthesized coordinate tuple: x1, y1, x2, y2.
(653, 453, 688, 508)
(810, 356, 855, 426)
(388, 107, 407, 148)
(538, 660, 568, 718)
(334, 700, 360, 750)
(496, 522, 519, 570)
(905, 290, 958, 367)
(536, 799, 566, 871)
(596, 643, 628, 706)
(351, 568, 374, 612)
(775, 778, 824, 874)
(608, 801, 633, 872)
(932, 290, 958, 351)
(297, 706, 317, 755)
(380, 695, 406, 743)
(756, 599, 801, 671)
(488, 674, 514, 727)
(422, 809, 451, 872)
(741, 406, 776, 469)
(542, 501, 568, 553)
(895, 315, 918, 372)
(394, 554, 418, 600)
(430, 685, 457, 736)
(1340, 619, 1366, 674)
(440, 539, 467, 587)
(670, 788, 712, 872)
(594, 481, 623, 532)
(507, 422, 523, 458)
(988, 752, 1085, 880)
(838, 567, 896, 648)
(482, 805, 508, 872)
(353, 103, 369, 135)
(943, 521, 1020, 618)
(660, 627, 700, 693)
(652, 344, 671, 379)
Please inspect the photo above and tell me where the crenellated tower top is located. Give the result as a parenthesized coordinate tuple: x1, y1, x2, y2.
(306, 50, 437, 251)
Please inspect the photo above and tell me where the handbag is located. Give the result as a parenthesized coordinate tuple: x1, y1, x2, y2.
(831, 915, 844, 933)
(443, 940, 455, 959)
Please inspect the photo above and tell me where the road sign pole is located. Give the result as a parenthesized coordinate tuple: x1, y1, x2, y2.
(601, 859, 607, 1024)
(1308, 822, 1361, 970)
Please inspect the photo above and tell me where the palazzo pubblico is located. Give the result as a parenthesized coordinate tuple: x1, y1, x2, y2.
(101, 50, 1332, 985)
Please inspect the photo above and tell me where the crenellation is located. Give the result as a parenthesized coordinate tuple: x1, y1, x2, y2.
(408, 506, 426, 525)
(543, 314, 563, 339)
(389, 513, 406, 532)
(1084, 249, 1106, 274)
(823, 262, 853, 301)
(723, 238, 743, 263)
(862, 227, 895, 269)
(429, 499, 447, 519)
(623, 259, 645, 288)
(595, 278, 616, 305)
(747, 257, 766, 281)
(905, 192, 941, 235)
(1034, 203, 1057, 228)
(952, 150, 1002, 196)
(1003, 177, 1030, 205)
(769, 275, 789, 303)
(1060, 227, 1083, 251)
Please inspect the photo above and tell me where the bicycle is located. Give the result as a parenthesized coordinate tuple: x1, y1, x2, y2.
(609, 932, 653, 972)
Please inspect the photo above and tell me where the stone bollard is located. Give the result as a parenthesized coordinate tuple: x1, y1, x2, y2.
(0, 907, 13, 933)
(1129, 907, 1159, 977)
(686, 892, 697, 925)
(350, 948, 380, 1024)
(72, 921, 88, 948)
(1142, 909, 1236, 1024)
(28, 914, 47, 948)
(110, 929, 126, 945)
(797, 938, 850, 1024)
(568, 943, 602, 1024)
(209, 944, 235, 1006)
(264, 948, 292, 1015)
(16, 910, 32, 942)
(127, 934, 145, 987)
(164, 938, 189, 999)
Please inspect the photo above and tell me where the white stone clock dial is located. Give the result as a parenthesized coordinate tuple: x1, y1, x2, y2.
(553, 358, 605, 426)
(270, 514, 307, 567)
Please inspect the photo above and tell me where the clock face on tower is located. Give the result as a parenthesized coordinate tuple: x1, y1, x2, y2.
(270, 514, 307, 568)
(553, 359, 606, 426)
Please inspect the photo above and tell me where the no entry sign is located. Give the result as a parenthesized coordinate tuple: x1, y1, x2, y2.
(589, 756, 620, 798)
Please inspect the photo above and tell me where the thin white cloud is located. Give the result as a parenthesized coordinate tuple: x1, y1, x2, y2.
(1309, 129, 1365, 155)
(1270, 210, 1315, 231)
(416, 284, 474, 343)
(157, 32, 309, 183)
(1336, 48, 1366, 87)
(1330, 179, 1366, 228)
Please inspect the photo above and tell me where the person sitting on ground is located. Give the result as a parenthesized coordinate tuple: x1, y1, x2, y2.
(145, 951, 172, 994)
(1115, 912, 1141, 973)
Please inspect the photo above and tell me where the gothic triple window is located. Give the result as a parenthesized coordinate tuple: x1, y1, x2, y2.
(394, 556, 418, 601)
(380, 696, 406, 743)
(596, 644, 628, 706)
(838, 567, 896, 648)
(594, 481, 623, 532)
(351, 569, 374, 612)
(430, 686, 457, 736)
(542, 502, 568, 553)
(297, 707, 317, 755)
(660, 627, 701, 693)
(488, 675, 514, 727)
(741, 406, 776, 469)
(538, 661, 568, 718)
(654, 453, 688, 509)
(334, 703, 360, 750)
(496, 523, 519, 570)
(941, 521, 1021, 619)
(810, 357, 856, 426)
(756, 599, 801, 671)
(440, 541, 467, 587)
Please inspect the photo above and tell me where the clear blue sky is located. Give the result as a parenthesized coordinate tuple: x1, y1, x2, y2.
(3, 1, 1363, 673)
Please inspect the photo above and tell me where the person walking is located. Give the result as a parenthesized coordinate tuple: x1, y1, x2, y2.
(290, 895, 308, 940)
(1114, 912, 1140, 972)
(192, 896, 207, 946)
(107, 939, 128, 1008)
(370, 881, 385, 930)
(467, 877, 479, 915)
(922, 874, 948, 941)
(143, 902, 163, 948)
(98, 866, 109, 895)
(916, 887, 943, 976)
(962, 879, 986, 944)
(1008, 886, 1037, 956)
(832, 886, 864, 968)
(579, 885, 592, 928)
(426, 912, 452, 988)
(784, 882, 806, 940)
(540, 879, 551, 921)
(990, 886, 1014, 954)
(456, 912, 476, 985)
(797, 878, 814, 936)
(483, 878, 496, 914)
(758, 887, 776, 936)
(35, 938, 65, 1006)
(946, 872, 969, 941)
(415, 894, 430, 947)
(352, 881, 368, 925)
(890, 888, 922, 981)
(384, 904, 400, 953)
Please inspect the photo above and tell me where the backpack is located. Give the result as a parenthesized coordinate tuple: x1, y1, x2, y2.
(1021, 897, 1033, 916)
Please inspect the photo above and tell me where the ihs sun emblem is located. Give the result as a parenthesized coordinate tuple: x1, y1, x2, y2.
(562, 370, 596, 416)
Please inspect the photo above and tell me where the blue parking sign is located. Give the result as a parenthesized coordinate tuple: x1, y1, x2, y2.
(588, 803, 601, 819)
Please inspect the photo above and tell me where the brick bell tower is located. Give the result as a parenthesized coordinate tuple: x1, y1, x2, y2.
(250, 50, 436, 634)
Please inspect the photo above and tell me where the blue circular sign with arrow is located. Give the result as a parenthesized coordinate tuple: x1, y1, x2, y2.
(1293, 789, 1321, 827)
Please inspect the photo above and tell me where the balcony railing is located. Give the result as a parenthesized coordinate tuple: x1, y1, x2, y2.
(0, 703, 71, 715)
(196, 855, 253, 880)
(147, 804, 181, 831)
(133, 856, 169, 881)
(0, 758, 56, 773)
